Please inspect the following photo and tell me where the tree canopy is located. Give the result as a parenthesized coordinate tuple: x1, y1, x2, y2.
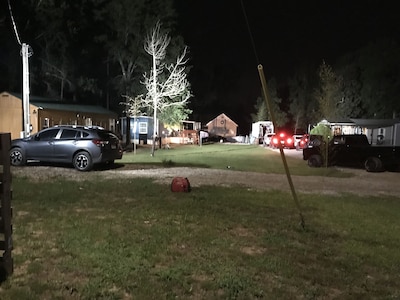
(2, 0, 184, 113)
(281, 38, 400, 132)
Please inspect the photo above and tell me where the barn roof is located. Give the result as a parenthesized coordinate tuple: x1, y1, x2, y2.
(206, 113, 238, 126)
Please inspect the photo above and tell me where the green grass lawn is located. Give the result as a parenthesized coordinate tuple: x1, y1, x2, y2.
(119, 143, 349, 177)
(1, 144, 399, 299)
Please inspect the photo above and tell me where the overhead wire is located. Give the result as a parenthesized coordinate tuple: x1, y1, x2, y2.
(240, 0, 260, 65)
(7, 0, 22, 46)
(240, 0, 305, 229)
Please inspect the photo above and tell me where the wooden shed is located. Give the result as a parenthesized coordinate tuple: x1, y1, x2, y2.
(0, 91, 118, 139)
(206, 113, 238, 137)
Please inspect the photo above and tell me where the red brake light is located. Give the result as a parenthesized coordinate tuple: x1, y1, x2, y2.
(92, 139, 109, 147)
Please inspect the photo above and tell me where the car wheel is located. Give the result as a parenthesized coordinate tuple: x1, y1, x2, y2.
(308, 154, 322, 168)
(10, 147, 26, 166)
(364, 157, 383, 172)
(73, 151, 93, 171)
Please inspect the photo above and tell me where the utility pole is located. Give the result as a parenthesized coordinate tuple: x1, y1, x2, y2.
(7, 0, 33, 138)
(21, 43, 32, 138)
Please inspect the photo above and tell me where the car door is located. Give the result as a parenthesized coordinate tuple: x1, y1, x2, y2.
(330, 136, 360, 167)
(329, 136, 346, 165)
(26, 128, 59, 161)
(52, 128, 80, 162)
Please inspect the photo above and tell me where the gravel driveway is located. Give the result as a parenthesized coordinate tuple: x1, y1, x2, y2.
(11, 163, 400, 197)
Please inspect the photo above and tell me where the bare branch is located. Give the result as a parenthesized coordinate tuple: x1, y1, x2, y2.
(120, 94, 145, 117)
(144, 21, 170, 62)
(141, 21, 192, 156)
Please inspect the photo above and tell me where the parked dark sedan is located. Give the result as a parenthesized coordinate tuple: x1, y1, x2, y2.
(10, 125, 123, 171)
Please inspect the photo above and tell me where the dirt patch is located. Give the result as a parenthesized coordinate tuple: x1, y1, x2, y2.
(11, 165, 400, 197)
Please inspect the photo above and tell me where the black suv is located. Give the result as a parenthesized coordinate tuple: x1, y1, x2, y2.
(10, 125, 123, 171)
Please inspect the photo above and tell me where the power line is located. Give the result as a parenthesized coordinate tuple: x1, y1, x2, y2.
(240, 0, 260, 64)
(240, 1, 305, 229)
(7, 0, 22, 45)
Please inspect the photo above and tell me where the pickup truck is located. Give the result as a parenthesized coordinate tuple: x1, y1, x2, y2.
(303, 134, 400, 172)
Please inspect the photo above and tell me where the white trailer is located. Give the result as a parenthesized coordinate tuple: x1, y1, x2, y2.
(250, 121, 274, 144)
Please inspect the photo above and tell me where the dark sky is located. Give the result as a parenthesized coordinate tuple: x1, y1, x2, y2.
(1, 1, 399, 134)
(176, 1, 400, 133)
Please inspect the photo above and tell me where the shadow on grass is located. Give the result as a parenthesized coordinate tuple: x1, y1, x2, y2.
(22, 160, 210, 171)
(113, 161, 210, 171)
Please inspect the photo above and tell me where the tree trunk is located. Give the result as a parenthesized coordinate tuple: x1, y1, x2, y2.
(125, 115, 132, 151)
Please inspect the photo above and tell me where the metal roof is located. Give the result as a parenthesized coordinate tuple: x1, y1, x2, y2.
(349, 118, 400, 128)
(32, 101, 117, 115)
(5, 91, 117, 116)
(324, 117, 400, 128)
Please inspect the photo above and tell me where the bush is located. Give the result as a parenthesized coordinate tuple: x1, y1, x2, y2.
(310, 123, 332, 167)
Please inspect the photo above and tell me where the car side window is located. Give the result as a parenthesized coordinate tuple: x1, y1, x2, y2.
(60, 129, 78, 139)
(37, 128, 59, 140)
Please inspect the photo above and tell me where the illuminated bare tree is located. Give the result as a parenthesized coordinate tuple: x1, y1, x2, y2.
(142, 21, 191, 156)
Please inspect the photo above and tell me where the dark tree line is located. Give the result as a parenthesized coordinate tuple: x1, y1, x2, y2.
(0, 0, 182, 115)
(253, 38, 400, 132)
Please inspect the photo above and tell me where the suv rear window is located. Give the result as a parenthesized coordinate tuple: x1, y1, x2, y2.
(96, 130, 117, 140)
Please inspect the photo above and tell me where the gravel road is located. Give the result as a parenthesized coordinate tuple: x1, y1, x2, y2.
(11, 163, 400, 197)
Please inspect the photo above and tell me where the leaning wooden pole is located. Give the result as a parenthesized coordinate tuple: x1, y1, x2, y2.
(257, 65, 305, 229)
(0, 133, 13, 278)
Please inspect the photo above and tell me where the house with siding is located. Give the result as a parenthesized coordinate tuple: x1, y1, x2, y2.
(206, 113, 238, 138)
(0, 91, 118, 139)
(318, 118, 400, 146)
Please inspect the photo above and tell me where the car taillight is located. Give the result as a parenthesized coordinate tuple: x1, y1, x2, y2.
(272, 137, 279, 144)
(287, 138, 293, 144)
(92, 139, 109, 147)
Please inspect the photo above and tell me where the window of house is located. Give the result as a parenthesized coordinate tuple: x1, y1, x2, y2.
(43, 118, 50, 128)
(139, 122, 147, 134)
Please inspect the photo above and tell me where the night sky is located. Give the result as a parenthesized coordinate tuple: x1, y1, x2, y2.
(176, 1, 399, 134)
(1, 1, 399, 135)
